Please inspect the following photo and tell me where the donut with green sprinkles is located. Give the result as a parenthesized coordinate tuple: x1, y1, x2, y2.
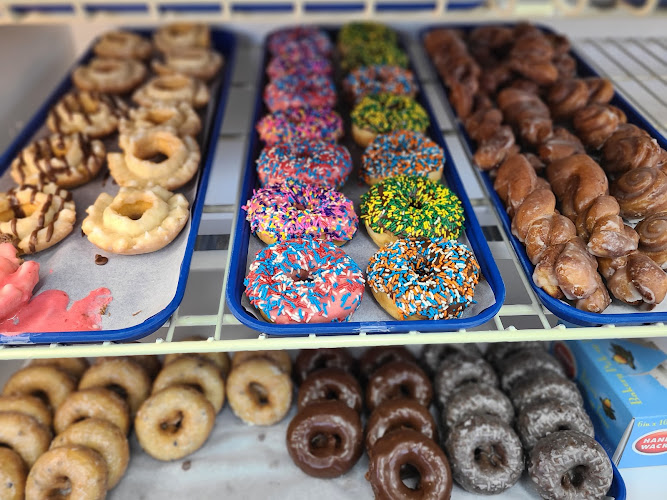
(337, 22, 398, 55)
(367, 238, 480, 320)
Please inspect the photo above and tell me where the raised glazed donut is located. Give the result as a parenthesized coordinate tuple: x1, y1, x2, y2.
(344, 65, 417, 103)
(294, 348, 356, 384)
(365, 398, 438, 451)
(0, 412, 51, 467)
(231, 350, 292, 375)
(73, 57, 146, 94)
(133, 74, 209, 109)
(256, 108, 343, 146)
(365, 360, 432, 412)
(444, 383, 514, 429)
(518, 400, 594, 450)
(54, 388, 130, 435)
(359, 346, 416, 382)
(264, 74, 336, 112)
(152, 47, 223, 81)
(3, 364, 76, 410)
(510, 372, 583, 411)
(0, 448, 26, 500)
(297, 368, 363, 413)
(434, 355, 498, 407)
(153, 23, 210, 53)
(94, 30, 151, 60)
(48, 90, 128, 138)
(420, 343, 482, 376)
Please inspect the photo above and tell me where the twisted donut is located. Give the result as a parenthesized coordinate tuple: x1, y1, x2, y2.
(508, 32, 558, 85)
(547, 79, 590, 119)
(538, 127, 585, 164)
(497, 88, 552, 146)
(606, 252, 667, 307)
(602, 133, 665, 175)
(573, 104, 626, 150)
(611, 166, 667, 219)
(637, 213, 667, 268)
(586, 77, 615, 105)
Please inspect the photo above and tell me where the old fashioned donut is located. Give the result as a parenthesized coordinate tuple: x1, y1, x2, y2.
(434, 355, 498, 408)
(50, 418, 129, 489)
(484, 341, 546, 368)
(518, 400, 594, 450)
(152, 47, 223, 81)
(0, 394, 52, 428)
(73, 57, 146, 94)
(366, 360, 432, 412)
(297, 368, 362, 413)
(154, 23, 210, 53)
(95, 355, 162, 380)
(78, 358, 151, 417)
(359, 346, 416, 382)
(368, 429, 452, 500)
(94, 30, 151, 59)
(28, 357, 90, 380)
(153, 356, 225, 413)
(294, 347, 356, 384)
(444, 383, 514, 430)
(133, 74, 209, 108)
(256, 108, 343, 146)
(231, 350, 292, 375)
(135, 385, 214, 461)
(498, 349, 565, 392)
(82, 185, 189, 255)
(47, 90, 128, 138)
(365, 398, 438, 451)
(3, 364, 76, 410)
(344, 65, 417, 103)
(226, 358, 293, 426)
(119, 102, 201, 138)
(528, 430, 613, 500)
(26, 445, 107, 500)
(264, 74, 336, 113)
(243, 180, 358, 245)
(54, 388, 130, 435)
(510, 372, 583, 412)
(0, 448, 26, 500)
(0, 411, 51, 467)
(286, 400, 363, 478)
(420, 343, 482, 376)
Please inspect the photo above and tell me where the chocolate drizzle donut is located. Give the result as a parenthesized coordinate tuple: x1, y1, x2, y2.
(365, 398, 438, 452)
(47, 90, 129, 138)
(297, 368, 363, 413)
(366, 360, 432, 412)
(294, 348, 356, 384)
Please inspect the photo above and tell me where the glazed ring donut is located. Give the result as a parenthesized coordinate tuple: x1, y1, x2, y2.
(119, 102, 201, 138)
(47, 90, 128, 138)
(297, 368, 363, 413)
(153, 356, 225, 413)
(286, 400, 363, 478)
(434, 355, 498, 408)
(498, 349, 565, 392)
(135, 385, 215, 461)
(164, 340, 230, 378)
(26, 445, 107, 500)
(78, 358, 152, 417)
(445, 414, 524, 495)
(484, 341, 546, 369)
(28, 357, 90, 380)
(152, 47, 223, 81)
(444, 383, 514, 430)
(226, 358, 293, 426)
(264, 74, 336, 113)
(132, 74, 209, 109)
(366, 360, 432, 412)
(82, 186, 189, 255)
(95, 355, 162, 380)
(231, 350, 292, 375)
(359, 346, 416, 382)
(50, 418, 129, 489)
(0, 395, 52, 428)
(153, 23, 210, 53)
(294, 348, 356, 384)
(0, 412, 51, 467)
(510, 372, 583, 412)
(518, 400, 595, 450)
(344, 64, 417, 103)
(94, 30, 152, 60)
(0, 448, 26, 500)
(365, 398, 438, 452)
(11, 132, 105, 188)
(368, 429, 453, 500)
(420, 343, 482, 376)
(53, 388, 130, 435)
(73, 57, 146, 94)
(3, 364, 77, 410)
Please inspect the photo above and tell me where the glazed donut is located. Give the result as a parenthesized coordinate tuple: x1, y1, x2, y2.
(420, 343, 482, 376)
(359, 346, 416, 382)
(135, 385, 214, 461)
(361, 176, 464, 247)
(637, 213, 667, 268)
(366, 360, 432, 412)
(611, 167, 667, 219)
(263, 74, 336, 113)
(94, 30, 151, 59)
(294, 348, 356, 384)
(26, 445, 107, 500)
(518, 400, 594, 450)
(484, 341, 546, 368)
(132, 74, 209, 109)
(50, 418, 129, 489)
(434, 355, 498, 407)
(344, 65, 417, 103)
(95, 355, 162, 380)
(337, 22, 397, 56)
(3, 364, 76, 410)
(0, 412, 51, 467)
(0, 395, 52, 428)
(445, 415, 524, 495)
(153, 356, 225, 413)
(368, 429, 453, 500)
(547, 79, 590, 119)
(297, 368, 362, 413)
(153, 23, 210, 53)
(498, 349, 565, 392)
(529, 430, 613, 500)
(82, 185, 189, 255)
(226, 358, 293, 426)
(119, 102, 201, 138)
(365, 398, 438, 451)
(367, 239, 480, 320)
(266, 56, 332, 81)
(256, 107, 343, 146)
(152, 47, 223, 81)
(0, 448, 26, 500)
(78, 358, 152, 417)
(256, 141, 352, 189)
(268, 27, 332, 57)
(361, 130, 444, 185)
(47, 90, 128, 138)
(341, 43, 408, 73)
(351, 94, 429, 147)
(510, 372, 583, 412)
(444, 383, 514, 430)
(164, 340, 230, 378)
(243, 180, 357, 246)
(244, 238, 365, 324)
(54, 388, 130, 435)
(231, 350, 292, 375)
(28, 357, 90, 380)
(573, 104, 627, 150)
(11, 132, 105, 188)
(72, 57, 146, 94)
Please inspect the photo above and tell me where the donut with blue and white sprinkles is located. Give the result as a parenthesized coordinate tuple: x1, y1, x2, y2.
(264, 74, 336, 113)
(343, 65, 417, 103)
(256, 108, 343, 146)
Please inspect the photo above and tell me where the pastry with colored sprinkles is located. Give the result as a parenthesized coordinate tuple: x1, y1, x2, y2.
(242, 179, 358, 246)
(360, 175, 464, 247)
(343, 65, 417, 103)
(256, 108, 343, 146)
(341, 43, 408, 73)
(351, 93, 429, 147)
(268, 26, 332, 58)
(367, 238, 480, 320)
(263, 74, 336, 113)
(244, 238, 365, 324)
(337, 22, 398, 56)
(266, 55, 332, 81)
(361, 130, 444, 185)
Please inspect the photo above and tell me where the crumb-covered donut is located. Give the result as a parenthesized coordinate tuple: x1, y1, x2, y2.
(133, 74, 209, 108)
(498, 349, 565, 392)
(268, 26, 332, 58)
(420, 343, 482, 376)
(73, 57, 146, 94)
(152, 47, 223, 81)
(256, 108, 343, 146)
(243, 180, 358, 246)
(510, 372, 583, 412)
(94, 30, 151, 60)
(119, 102, 201, 137)
(266, 56, 332, 81)
(0, 448, 26, 500)
(244, 238, 365, 324)
(365, 398, 438, 451)
(28, 357, 90, 380)
(366, 360, 432, 412)
(3, 364, 77, 410)
(0, 411, 51, 467)
(518, 400, 594, 450)
(344, 65, 416, 103)
(47, 90, 128, 138)
(297, 367, 363, 413)
(264, 74, 336, 113)
(0, 394, 52, 428)
(54, 387, 130, 435)
(484, 341, 546, 369)
(444, 383, 514, 430)
(359, 346, 416, 382)
(153, 23, 210, 53)
(434, 355, 498, 408)
(231, 350, 292, 375)
(294, 348, 356, 384)
(361, 176, 464, 246)
(82, 185, 189, 255)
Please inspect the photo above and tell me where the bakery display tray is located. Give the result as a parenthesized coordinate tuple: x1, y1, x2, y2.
(421, 23, 667, 327)
(0, 28, 236, 344)
(226, 27, 505, 336)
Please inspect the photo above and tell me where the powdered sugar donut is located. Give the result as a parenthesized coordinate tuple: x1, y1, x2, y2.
(256, 108, 343, 146)
(264, 74, 336, 112)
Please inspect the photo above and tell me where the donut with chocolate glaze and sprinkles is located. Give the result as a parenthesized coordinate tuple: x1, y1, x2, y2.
(360, 175, 464, 247)
(244, 238, 365, 324)
(268, 27, 332, 58)
(367, 239, 480, 321)
(343, 65, 416, 103)
(242, 179, 358, 245)
(256, 108, 343, 146)
(266, 56, 332, 81)
(264, 74, 336, 113)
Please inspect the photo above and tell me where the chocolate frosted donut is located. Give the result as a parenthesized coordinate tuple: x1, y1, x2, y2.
(510, 372, 583, 412)
(286, 400, 363, 478)
(420, 343, 481, 376)
(366, 360, 432, 412)
(367, 429, 452, 500)
(518, 400, 594, 450)
(445, 414, 524, 495)
(434, 355, 498, 408)
(529, 430, 613, 500)
(484, 341, 546, 368)
(359, 346, 416, 382)
(294, 348, 356, 384)
(498, 349, 565, 392)
(297, 368, 363, 413)
(365, 398, 438, 452)
(444, 383, 514, 429)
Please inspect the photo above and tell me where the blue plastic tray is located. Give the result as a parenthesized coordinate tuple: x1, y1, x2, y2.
(226, 27, 505, 336)
(0, 28, 236, 343)
(421, 24, 667, 327)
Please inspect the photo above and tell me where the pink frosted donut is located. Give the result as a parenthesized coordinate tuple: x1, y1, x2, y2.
(244, 238, 365, 324)
(266, 56, 333, 81)
(268, 27, 332, 58)
(256, 108, 343, 146)
(256, 140, 352, 189)
(264, 75, 336, 113)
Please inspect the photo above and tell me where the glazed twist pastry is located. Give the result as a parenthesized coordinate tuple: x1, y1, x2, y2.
(602, 128, 666, 175)
(611, 166, 667, 219)
(497, 88, 552, 146)
(473, 126, 517, 171)
(606, 252, 667, 308)
(575, 195, 639, 259)
(636, 213, 667, 268)
(586, 77, 615, 105)
(554, 53, 577, 80)
(547, 79, 590, 120)
(573, 104, 627, 150)
(508, 31, 558, 86)
(537, 127, 585, 164)
(524, 213, 577, 265)
(464, 107, 503, 143)
(47, 90, 128, 138)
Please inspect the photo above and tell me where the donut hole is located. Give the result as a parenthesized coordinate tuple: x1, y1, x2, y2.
(474, 443, 507, 469)
(249, 382, 270, 406)
(309, 432, 342, 457)
(117, 200, 152, 221)
(399, 463, 421, 490)
(46, 477, 72, 499)
(562, 465, 588, 489)
(160, 410, 184, 434)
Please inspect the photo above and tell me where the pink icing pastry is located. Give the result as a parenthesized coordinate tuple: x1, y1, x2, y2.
(0, 243, 39, 322)
(256, 108, 343, 146)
